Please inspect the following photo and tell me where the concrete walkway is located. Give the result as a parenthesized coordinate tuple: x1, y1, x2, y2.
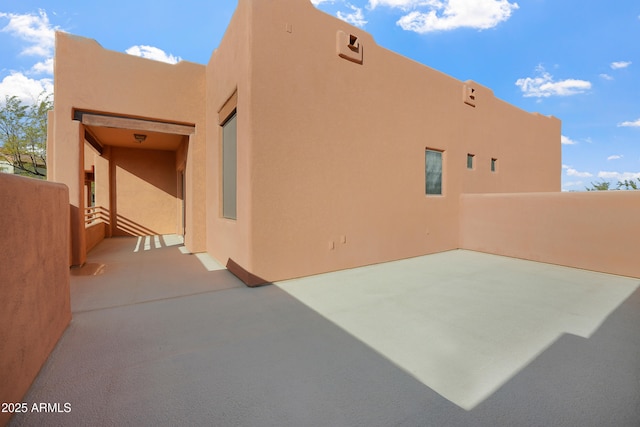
(9, 237, 640, 427)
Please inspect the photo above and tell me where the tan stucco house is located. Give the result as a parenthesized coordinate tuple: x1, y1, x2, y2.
(48, 0, 639, 284)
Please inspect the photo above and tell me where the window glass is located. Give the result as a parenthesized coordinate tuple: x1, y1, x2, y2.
(467, 154, 474, 169)
(491, 158, 497, 172)
(425, 149, 443, 195)
(222, 113, 237, 219)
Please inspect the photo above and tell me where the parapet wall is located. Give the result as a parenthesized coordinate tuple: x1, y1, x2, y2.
(460, 191, 640, 278)
(0, 174, 71, 427)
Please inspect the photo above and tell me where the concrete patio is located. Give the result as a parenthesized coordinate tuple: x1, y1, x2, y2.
(9, 236, 640, 426)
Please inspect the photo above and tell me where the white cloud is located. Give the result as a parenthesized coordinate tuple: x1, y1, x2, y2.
(515, 65, 591, 98)
(390, 0, 518, 33)
(565, 167, 593, 178)
(610, 61, 631, 70)
(337, 5, 368, 27)
(0, 10, 57, 58)
(0, 10, 57, 103)
(598, 171, 640, 181)
(562, 164, 570, 169)
(561, 135, 577, 145)
(30, 57, 54, 75)
(607, 155, 623, 161)
(125, 45, 181, 64)
(369, 0, 443, 10)
(0, 72, 53, 104)
(618, 118, 640, 127)
(599, 73, 613, 81)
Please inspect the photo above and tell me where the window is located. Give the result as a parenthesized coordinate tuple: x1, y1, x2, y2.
(491, 158, 497, 172)
(467, 154, 474, 170)
(222, 112, 237, 219)
(425, 149, 443, 195)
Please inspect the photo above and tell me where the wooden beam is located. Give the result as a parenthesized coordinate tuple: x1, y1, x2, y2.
(81, 114, 195, 136)
(83, 128, 103, 155)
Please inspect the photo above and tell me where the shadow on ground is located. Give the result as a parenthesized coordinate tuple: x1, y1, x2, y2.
(9, 239, 640, 427)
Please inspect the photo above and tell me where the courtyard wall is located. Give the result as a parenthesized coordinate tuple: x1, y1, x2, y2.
(460, 191, 640, 278)
(0, 174, 71, 426)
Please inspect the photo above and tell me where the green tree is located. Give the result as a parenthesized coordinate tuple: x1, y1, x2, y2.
(617, 178, 639, 190)
(585, 180, 611, 191)
(0, 93, 52, 178)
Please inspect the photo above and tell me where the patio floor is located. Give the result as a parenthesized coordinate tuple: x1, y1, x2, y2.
(9, 236, 640, 426)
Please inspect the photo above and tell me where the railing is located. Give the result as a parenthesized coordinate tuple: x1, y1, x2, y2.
(84, 206, 109, 227)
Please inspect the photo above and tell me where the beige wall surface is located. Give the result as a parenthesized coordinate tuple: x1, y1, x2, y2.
(85, 222, 106, 253)
(0, 174, 71, 427)
(239, 0, 560, 281)
(111, 147, 178, 236)
(460, 192, 640, 278)
(206, 0, 254, 273)
(93, 146, 111, 235)
(51, 0, 563, 282)
(52, 33, 207, 265)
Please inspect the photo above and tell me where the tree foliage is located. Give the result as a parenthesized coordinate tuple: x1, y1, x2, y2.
(586, 178, 640, 191)
(617, 178, 639, 190)
(585, 180, 611, 191)
(0, 93, 53, 178)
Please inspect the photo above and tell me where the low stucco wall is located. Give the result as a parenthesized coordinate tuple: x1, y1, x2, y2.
(0, 174, 71, 427)
(86, 221, 106, 254)
(460, 192, 640, 278)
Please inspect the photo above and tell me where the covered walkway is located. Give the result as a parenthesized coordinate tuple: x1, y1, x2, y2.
(9, 237, 640, 426)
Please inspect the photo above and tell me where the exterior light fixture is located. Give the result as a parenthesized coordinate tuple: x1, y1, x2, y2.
(133, 134, 147, 143)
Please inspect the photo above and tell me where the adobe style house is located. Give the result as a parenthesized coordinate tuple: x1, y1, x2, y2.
(48, 0, 639, 284)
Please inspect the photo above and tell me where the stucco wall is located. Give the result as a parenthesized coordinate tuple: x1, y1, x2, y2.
(206, 0, 253, 272)
(52, 33, 207, 265)
(51, 0, 563, 283)
(93, 146, 111, 237)
(240, 0, 560, 281)
(111, 147, 178, 236)
(0, 174, 71, 427)
(85, 222, 106, 253)
(460, 192, 640, 278)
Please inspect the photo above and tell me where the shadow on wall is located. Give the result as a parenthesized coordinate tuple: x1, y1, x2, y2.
(85, 205, 110, 226)
(114, 148, 178, 198)
(116, 214, 160, 237)
(109, 147, 180, 237)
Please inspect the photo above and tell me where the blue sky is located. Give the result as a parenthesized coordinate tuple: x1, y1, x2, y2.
(1, 0, 638, 191)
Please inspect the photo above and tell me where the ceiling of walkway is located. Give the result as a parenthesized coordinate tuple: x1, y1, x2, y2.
(86, 125, 184, 151)
(77, 111, 195, 153)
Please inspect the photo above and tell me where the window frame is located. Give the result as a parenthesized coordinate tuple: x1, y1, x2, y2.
(467, 153, 475, 170)
(425, 148, 444, 196)
(221, 111, 237, 220)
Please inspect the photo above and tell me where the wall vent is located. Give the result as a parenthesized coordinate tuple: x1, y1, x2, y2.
(337, 30, 363, 64)
(463, 84, 476, 107)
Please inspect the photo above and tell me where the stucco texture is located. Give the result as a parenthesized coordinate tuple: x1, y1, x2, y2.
(0, 174, 71, 427)
(460, 191, 640, 278)
(110, 147, 178, 236)
(51, 32, 207, 266)
(48, 0, 565, 282)
(221, 0, 560, 281)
